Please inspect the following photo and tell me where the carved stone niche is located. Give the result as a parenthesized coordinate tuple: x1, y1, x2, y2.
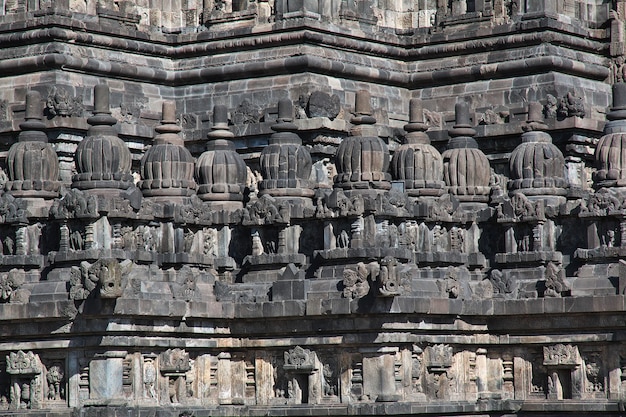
(282, 346, 322, 404)
(6, 351, 43, 410)
(159, 349, 191, 404)
(543, 344, 583, 400)
(361, 347, 401, 402)
(424, 344, 454, 400)
(141, 355, 158, 402)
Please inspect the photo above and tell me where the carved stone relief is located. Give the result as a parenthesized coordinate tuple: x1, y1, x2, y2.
(6, 351, 43, 410)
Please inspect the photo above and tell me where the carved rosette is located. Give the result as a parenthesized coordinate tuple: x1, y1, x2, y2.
(259, 98, 314, 198)
(334, 90, 391, 196)
(391, 99, 444, 196)
(594, 83, 626, 187)
(442, 102, 490, 201)
(196, 105, 247, 205)
(140, 101, 196, 198)
(509, 102, 567, 200)
(5, 91, 60, 198)
(72, 84, 133, 192)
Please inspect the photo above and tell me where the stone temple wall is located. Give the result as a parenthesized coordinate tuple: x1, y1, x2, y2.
(1, 0, 626, 416)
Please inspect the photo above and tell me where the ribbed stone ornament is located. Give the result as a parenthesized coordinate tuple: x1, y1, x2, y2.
(391, 98, 444, 196)
(442, 102, 490, 201)
(196, 105, 247, 204)
(72, 84, 133, 191)
(334, 90, 391, 195)
(140, 101, 196, 199)
(5, 91, 60, 198)
(259, 98, 314, 198)
(509, 102, 567, 198)
(594, 83, 626, 188)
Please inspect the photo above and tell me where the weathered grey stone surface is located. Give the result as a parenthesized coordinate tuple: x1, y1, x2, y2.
(0, 2, 624, 417)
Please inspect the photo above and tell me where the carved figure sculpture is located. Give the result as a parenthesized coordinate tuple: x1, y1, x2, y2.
(46, 365, 63, 401)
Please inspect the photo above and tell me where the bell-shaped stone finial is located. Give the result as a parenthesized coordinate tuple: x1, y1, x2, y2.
(508, 102, 567, 203)
(139, 101, 196, 200)
(5, 90, 60, 199)
(334, 91, 391, 197)
(390, 98, 444, 197)
(258, 97, 314, 199)
(594, 83, 626, 188)
(195, 105, 248, 208)
(72, 84, 133, 193)
(442, 101, 491, 202)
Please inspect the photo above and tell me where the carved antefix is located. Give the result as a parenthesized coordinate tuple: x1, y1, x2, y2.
(342, 263, 371, 299)
(543, 344, 580, 367)
(70, 258, 132, 300)
(0, 269, 28, 303)
(284, 346, 316, 372)
(378, 256, 401, 297)
(84, 258, 126, 299)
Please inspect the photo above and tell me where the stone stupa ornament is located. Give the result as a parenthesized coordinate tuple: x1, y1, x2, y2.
(195, 105, 248, 209)
(508, 102, 567, 205)
(139, 101, 196, 201)
(334, 90, 391, 197)
(594, 82, 626, 190)
(5, 90, 60, 200)
(72, 84, 133, 194)
(258, 97, 314, 202)
(442, 101, 491, 204)
(391, 98, 444, 197)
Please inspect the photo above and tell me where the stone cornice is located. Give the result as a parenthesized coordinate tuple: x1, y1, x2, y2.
(0, 16, 609, 88)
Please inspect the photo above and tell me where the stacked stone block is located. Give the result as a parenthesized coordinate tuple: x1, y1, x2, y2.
(0, 2, 624, 417)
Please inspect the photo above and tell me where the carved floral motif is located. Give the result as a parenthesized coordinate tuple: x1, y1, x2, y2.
(284, 346, 315, 372)
(543, 344, 580, 366)
(6, 351, 42, 375)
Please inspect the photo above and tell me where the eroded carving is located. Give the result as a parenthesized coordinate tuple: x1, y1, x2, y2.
(6, 351, 42, 410)
(284, 346, 315, 372)
(70, 258, 132, 300)
(342, 263, 373, 299)
(543, 262, 569, 297)
(543, 344, 580, 367)
(45, 86, 84, 118)
(0, 269, 27, 303)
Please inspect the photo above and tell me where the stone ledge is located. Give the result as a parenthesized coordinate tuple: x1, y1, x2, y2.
(2, 399, 623, 417)
(1, 295, 625, 322)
